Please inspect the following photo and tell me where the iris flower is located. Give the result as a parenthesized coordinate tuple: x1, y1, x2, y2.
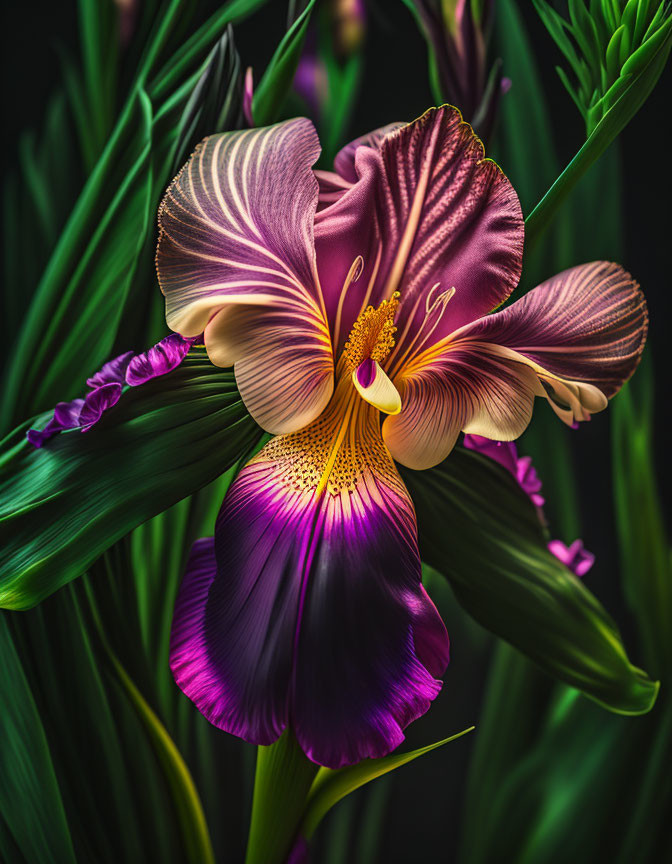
(157, 105, 647, 768)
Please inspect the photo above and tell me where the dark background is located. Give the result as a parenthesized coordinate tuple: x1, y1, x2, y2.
(2, 1, 669, 861)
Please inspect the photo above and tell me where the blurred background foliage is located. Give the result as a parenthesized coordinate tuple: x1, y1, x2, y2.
(1, 1, 670, 862)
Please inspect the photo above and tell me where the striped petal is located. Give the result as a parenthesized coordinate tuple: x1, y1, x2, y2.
(156, 119, 334, 433)
(170, 381, 448, 767)
(313, 106, 523, 359)
(454, 262, 648, 422)
(384, 345, 541, 470)
(383, 262, 647, 470)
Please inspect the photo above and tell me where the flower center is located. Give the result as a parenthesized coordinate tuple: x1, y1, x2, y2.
(342, 292, 400, 370)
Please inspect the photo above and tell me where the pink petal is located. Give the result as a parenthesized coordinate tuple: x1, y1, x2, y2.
(156, 119, 334, 433)
(454, 261, 648, 423)
(333, 122, 404, 183)
(314, 106, 523, 360)
(383, 343, 540, 469)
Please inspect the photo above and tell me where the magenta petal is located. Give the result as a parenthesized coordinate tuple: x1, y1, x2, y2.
(171, 424, 446, 767)
(463, 435, 519, 476)
(548, 539, 595, 578)
(410, 585, 450, 678)
(332, 122, 403, 183)
(78, 383, 122, 430)
(314, 106, 523, 356)
(86, 351, 134, 388)
(126, 334, 193, 386)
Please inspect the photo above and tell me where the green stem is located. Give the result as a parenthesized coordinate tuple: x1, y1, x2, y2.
(245, 732, 319, 864)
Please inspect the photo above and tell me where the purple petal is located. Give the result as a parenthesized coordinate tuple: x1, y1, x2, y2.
(457, 262, 648, 424)
(463, 435, 519, 476)
(53, 398, 86, 429)
(26, 418, 63, 449)
(86, 351, 134, 388)
(171, 403, 447, 767)
(314, 106, 523, 358)
(332, 123, 403, 183)
(156, 119, 334, 434)
(548, 539, 595, 578)
(26, 397, 85, 448)
(464, 435, 545, 509)
(78, 383, 123, 430)
(125, 334, 193, 386)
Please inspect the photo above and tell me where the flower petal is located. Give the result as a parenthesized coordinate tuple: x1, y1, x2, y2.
(156, 119, 334, 433)
(379, 106, 523, 362)
(125, 334, 194, 386)
(78, 383, 123, 430)
(383, 344, 541, 469)
(385, 262, 647, 468)
(352, 358, 401, 414)
(454, 262, 648, 422)
(170, 397, 447, 767)
(313, 106, 523, 358)
(332, 122, 403, 183)
(548, 539, 595, 578)
(86, 351, 134, 388)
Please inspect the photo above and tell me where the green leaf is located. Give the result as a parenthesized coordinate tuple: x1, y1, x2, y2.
(300, 727, 474, 841)
(402, 448, 659, 715)
(100, 636, 215, 864)
(252, 0, 317, 125)
(0, 616, 77, 864)
(169, 25, 244, 175)
(525, 11, 671, 248)
(0, 349, 261, 610)
(612, 352, 672, 680)
(2, 89, 154, 428)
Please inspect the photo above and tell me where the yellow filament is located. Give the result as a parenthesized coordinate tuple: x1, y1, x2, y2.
(343, 292, 400, 369)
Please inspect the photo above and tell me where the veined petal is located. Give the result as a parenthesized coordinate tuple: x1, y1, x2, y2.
(313, 106, 523, 359)
(380, 106, 523, 365)
(352, 358, 401, 414)
(452, 262, 648, 423)
(384, 344, 541, 470)
(156, 119, 334, 433)
(384, 262, 647, 469)
(333, 122, 404, 183)
(170, 383, 447, 767)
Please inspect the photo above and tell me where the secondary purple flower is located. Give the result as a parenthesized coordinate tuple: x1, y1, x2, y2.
(157, 107, 647, 767)
(126, 333, 195, 386)
(548, 539, 595, 578)
(27, 335, 195, 447)
(463, 434, 544, 508)
(464, 433, 595, 576)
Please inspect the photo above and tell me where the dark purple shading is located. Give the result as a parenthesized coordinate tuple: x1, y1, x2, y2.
(125, 333, 195, 386)
(170, 458, 448, 768)
(355, 357, 377, 388)
(86, 350, 134, 388)
(26, 383, 122, 448)
(286, 837, 309, 864)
